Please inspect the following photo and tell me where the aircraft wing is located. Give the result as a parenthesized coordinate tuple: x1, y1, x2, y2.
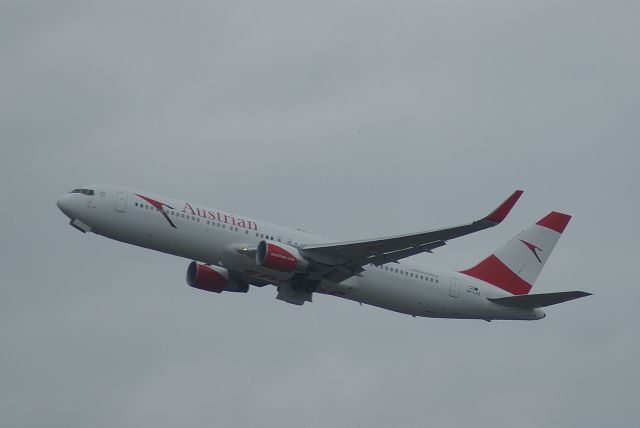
(301, 190, 523, 283)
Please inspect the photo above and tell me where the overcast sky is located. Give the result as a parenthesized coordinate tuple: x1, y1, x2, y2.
(1, 1, 639, 427)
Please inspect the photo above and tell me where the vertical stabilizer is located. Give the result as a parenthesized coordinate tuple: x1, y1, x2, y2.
(460, 212, 571, 295)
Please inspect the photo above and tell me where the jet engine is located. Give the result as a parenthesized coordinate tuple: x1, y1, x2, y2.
(255, 241, 309, 273)
(186, 262, 249, 293)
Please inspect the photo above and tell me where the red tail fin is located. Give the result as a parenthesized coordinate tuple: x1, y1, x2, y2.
(461, 212, 571, 295)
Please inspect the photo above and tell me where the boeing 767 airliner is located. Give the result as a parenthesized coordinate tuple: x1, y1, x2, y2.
(57, 186, 590, 320)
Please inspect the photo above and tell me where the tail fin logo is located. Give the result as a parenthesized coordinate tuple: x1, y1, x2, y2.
(520, 239, 542, 263)
(135, 194, 177, 228)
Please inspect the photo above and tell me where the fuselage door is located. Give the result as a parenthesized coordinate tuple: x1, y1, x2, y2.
(115, 192, 127, 213)
(449, 277, 461, 298)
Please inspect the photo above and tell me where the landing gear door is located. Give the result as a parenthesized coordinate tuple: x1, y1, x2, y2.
(115, 192, 127, 213)
(449, 277, 461, 298)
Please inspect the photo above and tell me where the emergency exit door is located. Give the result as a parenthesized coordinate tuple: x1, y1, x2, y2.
(115, 192, 127, 213)
(449, 277, 461, 298)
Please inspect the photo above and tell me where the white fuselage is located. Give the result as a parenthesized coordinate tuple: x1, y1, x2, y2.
(57, 185, 545, 321)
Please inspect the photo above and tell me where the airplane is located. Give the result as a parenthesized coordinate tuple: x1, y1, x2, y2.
(57, 185, 590, 321)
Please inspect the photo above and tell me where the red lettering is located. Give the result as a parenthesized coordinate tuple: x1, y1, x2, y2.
(182, 202, 258, 231)
(182, 202, 196, 215)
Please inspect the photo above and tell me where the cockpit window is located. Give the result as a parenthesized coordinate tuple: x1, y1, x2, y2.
(71, 188, 95, 196)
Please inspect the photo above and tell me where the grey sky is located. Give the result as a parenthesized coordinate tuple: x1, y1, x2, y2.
(1, 1, 638, 427)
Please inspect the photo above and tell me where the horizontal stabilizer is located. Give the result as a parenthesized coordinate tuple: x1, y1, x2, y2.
(488, 291, 592, 308)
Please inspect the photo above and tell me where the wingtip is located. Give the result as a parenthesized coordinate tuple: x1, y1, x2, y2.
(484, 190, 524, 224)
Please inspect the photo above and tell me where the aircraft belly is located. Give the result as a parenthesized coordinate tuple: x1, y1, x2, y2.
(347, 271, 450, 317)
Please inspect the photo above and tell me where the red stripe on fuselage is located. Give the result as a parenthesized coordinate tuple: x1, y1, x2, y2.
(460, 255, 532, 295)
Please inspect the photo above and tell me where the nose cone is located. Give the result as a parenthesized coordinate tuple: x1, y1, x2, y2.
(57, 194, 75, 218)
(534, 308, 546, 320)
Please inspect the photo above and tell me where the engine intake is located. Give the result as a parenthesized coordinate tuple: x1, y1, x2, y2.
(186, 262, 248, 293)
(256, 241, 309, 273)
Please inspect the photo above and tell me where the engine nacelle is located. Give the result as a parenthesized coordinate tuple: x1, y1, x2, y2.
(186, 262, 249, 293)
(255, 241, 309, 273)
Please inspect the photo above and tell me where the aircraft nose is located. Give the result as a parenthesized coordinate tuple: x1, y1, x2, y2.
(57, 194, 74, 217)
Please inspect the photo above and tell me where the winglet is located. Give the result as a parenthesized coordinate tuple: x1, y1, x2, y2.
(483, 190, 524, 224)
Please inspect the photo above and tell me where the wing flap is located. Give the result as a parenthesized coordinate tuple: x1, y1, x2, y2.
(488, 291, 592, 308)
